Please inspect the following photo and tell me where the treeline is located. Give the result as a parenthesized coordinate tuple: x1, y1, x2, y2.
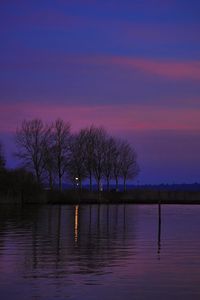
(1, 118, 140, 192)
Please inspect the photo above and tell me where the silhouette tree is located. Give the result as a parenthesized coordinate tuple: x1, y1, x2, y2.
(68, 130, 87, 190)
(51, 119, 71, 191)
(102, 136, 116, 191)
(112, 139, 139, 191)
(112, 139, 123, 192)
(92, 127, 107, 191)
(120, 141, 139, 191)
(8, 168, 40, 200)
(82, 126, 96, 191)
(14, 120, 139, 192)
(42, 125, 56, 190)
(15, 119, 50, 184)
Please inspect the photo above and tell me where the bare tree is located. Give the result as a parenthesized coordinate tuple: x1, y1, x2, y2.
(120, 141, 140, 191)
(15, 119, 50, 184)
(92, 127, 107, 191)
(42, 125, 56, 190)
(14, 119, 140, 193)
(67, 131, 87, 190)
(103, 136, 116, 191)
(112, 139, 123, 192)
(112, 138, 140, 192)
(82, 126, 96, 191)
(52, 119, 71, 191)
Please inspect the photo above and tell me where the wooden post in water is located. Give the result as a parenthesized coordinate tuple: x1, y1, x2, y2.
(157, 200, 161, 255)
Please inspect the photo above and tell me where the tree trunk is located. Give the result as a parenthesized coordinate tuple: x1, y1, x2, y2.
(97, 177, 102, 192)
(59, 175, 62, 192)
(79, 179, 82, 191)
(106, 177, 110, 191)
(49, 171, 53, 190)
(123, 176, 126, 192)
(97, 179, 100, 192)
(35, 168, 40, 185)
(115, 176, 119, 192)
(158, 202, 161, 254)
(89, 173, 92, 192)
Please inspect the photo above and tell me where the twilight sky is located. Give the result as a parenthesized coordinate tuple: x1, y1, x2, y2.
(0, 0, 200, 184)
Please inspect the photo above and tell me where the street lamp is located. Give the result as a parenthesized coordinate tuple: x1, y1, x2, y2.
(75, 177, 79, 188)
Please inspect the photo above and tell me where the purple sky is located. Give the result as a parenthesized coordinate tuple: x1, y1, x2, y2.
(0, 0, 200, 184)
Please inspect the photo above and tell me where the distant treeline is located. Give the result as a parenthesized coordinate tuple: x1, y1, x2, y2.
(136, 183, 200, 192)
(0, 119, 139, 193)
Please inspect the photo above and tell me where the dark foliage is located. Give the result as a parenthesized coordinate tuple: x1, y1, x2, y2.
(0, 168, 41, 199)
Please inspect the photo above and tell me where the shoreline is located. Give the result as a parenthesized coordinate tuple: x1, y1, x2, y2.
(47, 189, 200, 205)
(1, 189, 200, 205)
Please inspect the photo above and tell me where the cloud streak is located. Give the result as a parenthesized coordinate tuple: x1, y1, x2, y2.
(0, 102, 200, 134)
(108, 56, 200, 80)
(1, 52, 200, 81)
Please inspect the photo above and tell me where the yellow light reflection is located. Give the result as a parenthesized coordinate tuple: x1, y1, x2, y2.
(74, 205, 79, 243)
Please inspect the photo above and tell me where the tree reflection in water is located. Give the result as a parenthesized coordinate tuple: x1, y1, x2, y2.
(0, 205, 138, 279)
(1, 205, 200, 300)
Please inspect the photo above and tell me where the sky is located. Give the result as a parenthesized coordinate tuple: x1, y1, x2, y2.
(0, 0, 200, 184)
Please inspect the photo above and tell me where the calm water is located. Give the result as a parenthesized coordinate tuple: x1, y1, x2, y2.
(0, 204, 200, 300)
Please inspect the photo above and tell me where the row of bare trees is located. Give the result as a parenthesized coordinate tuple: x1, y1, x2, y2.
(15, 119, 139, 191)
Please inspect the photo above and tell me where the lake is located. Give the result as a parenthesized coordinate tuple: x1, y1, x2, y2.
(0, 204, 200, 300)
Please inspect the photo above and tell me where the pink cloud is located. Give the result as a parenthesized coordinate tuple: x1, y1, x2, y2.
(120, 23, 200, 44)
(0, 102, 200, 134)
(1, 52, 200, 81)
(98, 56, 200, 81)
(63, 54, 200, 80)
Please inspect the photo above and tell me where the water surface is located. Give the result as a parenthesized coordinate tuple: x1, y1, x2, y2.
(0, 204, 200, 299)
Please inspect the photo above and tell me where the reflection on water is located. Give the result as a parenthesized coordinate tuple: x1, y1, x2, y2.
(0, 204, 200, 299)
(74, 205, 79, 243)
